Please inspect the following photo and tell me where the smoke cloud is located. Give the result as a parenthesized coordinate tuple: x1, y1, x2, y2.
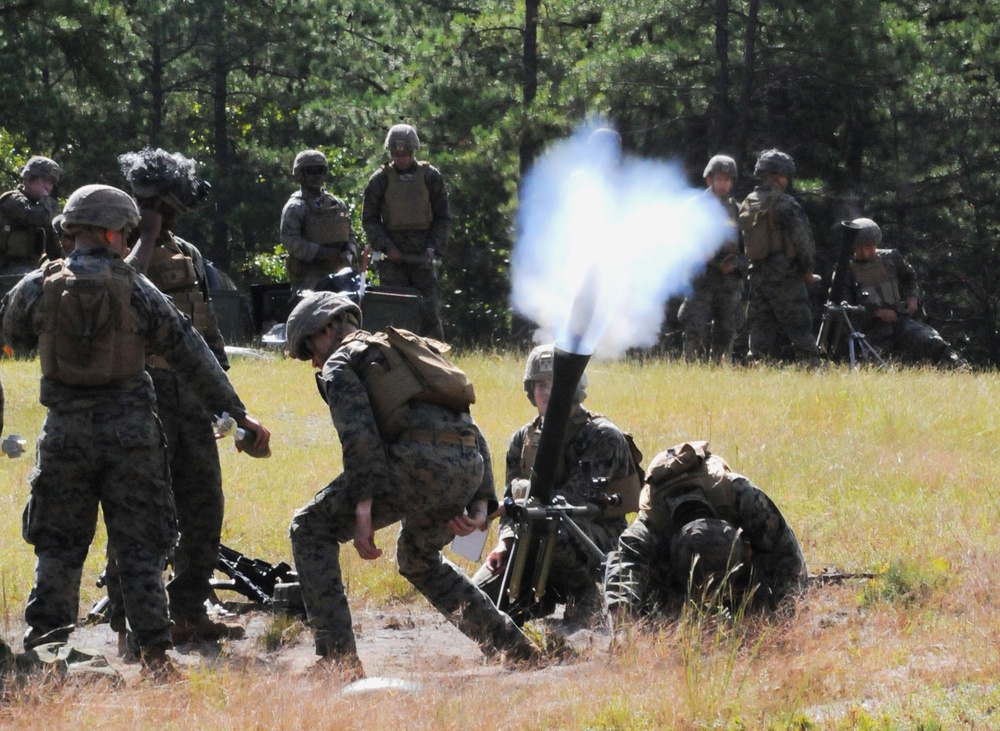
(512, 120, 731, 357)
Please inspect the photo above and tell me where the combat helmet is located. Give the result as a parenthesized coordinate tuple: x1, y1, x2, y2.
(753, 149, 796, 178)
(670, 518, 748, 591)
(850, 217, 882, 247)
(118, 148, 211, 215)
(384, 124, 421, 153)
(703, 154, 737, 179)
(285, 291, 362, 361)
(21, 156, 61, 182)
(523, 344, 588, 406)
(60, 184, 140, 234)
(292, 150, 329, 180)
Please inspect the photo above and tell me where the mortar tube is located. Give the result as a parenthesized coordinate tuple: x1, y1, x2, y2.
(526, 348, 591, 505)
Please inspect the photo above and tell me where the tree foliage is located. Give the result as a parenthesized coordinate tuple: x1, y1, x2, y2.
(3, 0, 1000, 362)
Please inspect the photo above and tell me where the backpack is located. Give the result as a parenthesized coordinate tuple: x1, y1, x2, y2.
(38, 260, 146, 386)
(739, 191, 780, 262)
(358, 327, 476, 437)
(639, 441, 737, 531)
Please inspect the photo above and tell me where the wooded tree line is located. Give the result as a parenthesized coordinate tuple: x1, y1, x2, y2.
(3, 0, 1000, 363)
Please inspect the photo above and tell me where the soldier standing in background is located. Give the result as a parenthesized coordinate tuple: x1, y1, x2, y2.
(679, 155, 746, 363)
(472, 344, 641, 625)
(844, 217, 968, 369)
(605, 441, 807, 623)
(362, 124, 451, 338)
(0, 185, 269, 680)
(0, 156, 63, 276)
(280, 150, 357, 292)
(110, 148, 248, 647)
(738, 149, 821, 366)
(284, 291, 538, 679)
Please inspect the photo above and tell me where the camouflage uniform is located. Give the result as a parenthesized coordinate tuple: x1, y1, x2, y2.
(605, 442, 806, 616)
(104, 232, 232, 633)
(739, 185, 820, 363)
(472, 408, 635, 621)
(289, 334, 534, 661)
(361, 162, 450, 339)
(0, 185, 62, 276)
(680, 191, 745, 363)
(1, 247, 249, 653)
(280, 189, 357, 292)
(846, 248, 965, 368)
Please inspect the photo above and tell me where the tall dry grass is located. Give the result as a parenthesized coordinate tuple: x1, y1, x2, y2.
(2, 352, 999, 728)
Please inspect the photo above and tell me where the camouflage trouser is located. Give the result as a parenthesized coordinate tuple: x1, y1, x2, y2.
(289, 437, 531, 659)
(105, 370, 224, 630)
(747, 264, 819, 363)
(378, 259, 443, 340)
(679, 270, 744, 363)
(22, 405, 176, 651)
(603, 516, 677, 617)
(864, 316, 959, 367)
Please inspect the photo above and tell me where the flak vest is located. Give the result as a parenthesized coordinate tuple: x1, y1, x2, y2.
(383, 162, 433, 231)
(304, 194, 351, 246)
(739, 190, 796, 263)
(146, 239, 210, 369)
(38, 259, 146, 385)
(0, 191, 43, 260)
(849, 254, 901, 308)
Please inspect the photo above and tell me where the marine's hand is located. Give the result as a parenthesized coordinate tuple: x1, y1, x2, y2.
(236, 415, 271, 454)
(875, 307, 898, 323)
(385, 245, 402, 262)
(448, 501, 487, 536)
(485, 539, 513, 574)
(424, 247, 435, 262)
(906, 295, 918, 315)
(353, 499, 382, 560)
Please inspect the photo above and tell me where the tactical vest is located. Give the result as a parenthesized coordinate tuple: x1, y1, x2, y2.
(146, 240, 210, 334)
(38, 259, 146, 386)
(739, 190, 793, 263)
(849, 254, 900, 308)
(383, 163, 433, 231)
(639, 441, 738, 533)
(0, 191, 42, 260)
(518, 410, 643, 518)
(350, 328, 476, 438)
(304, 194, 351, 246)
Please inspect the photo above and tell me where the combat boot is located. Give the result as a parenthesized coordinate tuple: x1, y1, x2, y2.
(139, 644, 185, 684)
(171, 614, 246, 644)
(308, 652, 366, 682)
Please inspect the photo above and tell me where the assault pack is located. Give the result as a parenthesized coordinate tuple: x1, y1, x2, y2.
(739, 190, 793, 263)
(355, 327, 476, 437)
(639, 441, 738, 531)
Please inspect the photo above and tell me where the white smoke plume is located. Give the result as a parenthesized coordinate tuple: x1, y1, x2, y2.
(512, 120, 732, 356)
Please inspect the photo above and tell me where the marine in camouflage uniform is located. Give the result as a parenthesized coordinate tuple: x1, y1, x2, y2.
(472, 344, 640, 624)
(280, 150, 358, 292)
(362, 124, 451, 339)
(284, 292, 538, 676)
(0, 185, 269, 677)
(738, 150, 821, 365)
(844, 217, 967, 369)
(0, 156, 63, 278)
(680, 155, 746, 363)
(98, 149, 248, 646)
(605, 442, 807, 619)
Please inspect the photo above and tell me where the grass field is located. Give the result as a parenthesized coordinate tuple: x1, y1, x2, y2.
(1, 351, 998, 729)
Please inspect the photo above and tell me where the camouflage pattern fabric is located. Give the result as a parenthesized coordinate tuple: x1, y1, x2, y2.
(1, 247, 249, 652)
(0, 186, 62, 273)
(845, 248, 962, 367)
(604, 473, 807, 616)
(280, 189, 358, 291)
(362, 162, 451, 338)
(680, 192, 745, 363)
(741, 186, 819, 363)
(472, 408, 633, 619)
(107, 231, 229, 628)
(289, 335, 534, 660)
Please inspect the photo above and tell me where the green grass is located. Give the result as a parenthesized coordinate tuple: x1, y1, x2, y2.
(1, 353, 999, 728)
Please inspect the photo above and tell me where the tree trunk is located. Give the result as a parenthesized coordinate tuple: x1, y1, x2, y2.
(736, 0, 761, 165)
(712, 0, 731, 153)
(519, 0, 539, 179)
(211, 29, 230, 268)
